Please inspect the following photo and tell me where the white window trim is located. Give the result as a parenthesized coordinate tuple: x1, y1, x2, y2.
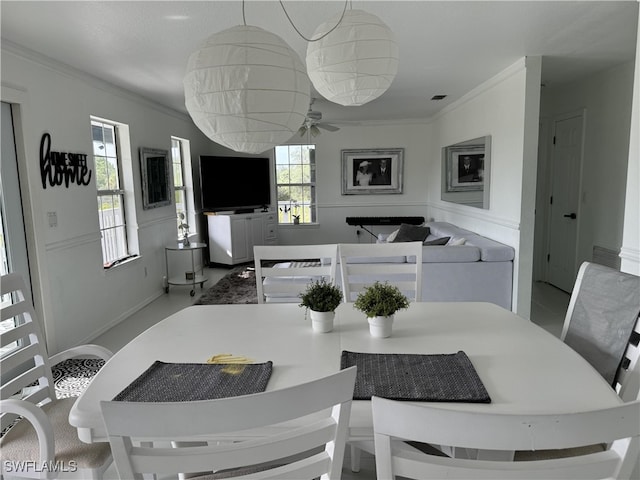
(91, 116, 139, 268)
(171, 136, 196, 238)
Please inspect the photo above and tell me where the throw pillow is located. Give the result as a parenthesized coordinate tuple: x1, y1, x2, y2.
(392, 224, 430, 243)
(423, 236, 450, 246)
(386, 229, 400, 243)
(447, 237, 467, 246)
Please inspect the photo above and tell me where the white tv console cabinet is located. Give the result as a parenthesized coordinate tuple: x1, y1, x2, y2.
(206, 211, 278, 265)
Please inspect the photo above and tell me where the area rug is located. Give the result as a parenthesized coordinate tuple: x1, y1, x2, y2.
(194, 263, 261, 305)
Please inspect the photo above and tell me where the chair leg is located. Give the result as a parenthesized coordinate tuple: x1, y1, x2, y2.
(350, 444, 361, 472)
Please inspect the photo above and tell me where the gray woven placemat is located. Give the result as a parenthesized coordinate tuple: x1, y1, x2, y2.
(113, 361, 273, 402)
(341, 350, 490, 403)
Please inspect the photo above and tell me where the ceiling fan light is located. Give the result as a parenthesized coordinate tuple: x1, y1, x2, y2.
(310, 125, 321, 137)
(306, 10, 398, 107)
(184, 25, 310, 154)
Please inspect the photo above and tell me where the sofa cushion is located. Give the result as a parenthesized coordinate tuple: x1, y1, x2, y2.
(391, 224, 430, 243)
(386, 229, 399, 242)
(423, 237, 450, 246)
(427, 222, 514, 262)
(447, 237, 467, 246)
(465, 235, 514, 262)
(420, 245, 480, 263)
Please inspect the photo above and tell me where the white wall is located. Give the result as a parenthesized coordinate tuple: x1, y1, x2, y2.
(1, 45, 222, 354)
(540, 62, 635, 270)
(426, 58, 541, 316)
(278, 123, 431, 246)
(621, 6, 640, 275)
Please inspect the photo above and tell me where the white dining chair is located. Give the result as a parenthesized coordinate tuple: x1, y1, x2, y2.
(615, 312, 640, 403)
(254, 244, 338, 303)
(338, 241, 423, 472)
(100, 366, 356, 480)
(561, 262, 640, 387)
(0, 272, 113, 479)
(372, 395, 640, 480)
(338, 242, 423, 302)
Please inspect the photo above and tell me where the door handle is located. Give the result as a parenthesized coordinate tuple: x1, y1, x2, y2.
(563, 213, 577, 219)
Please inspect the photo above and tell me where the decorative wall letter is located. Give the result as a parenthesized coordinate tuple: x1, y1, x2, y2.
(39, 132, 92, 189)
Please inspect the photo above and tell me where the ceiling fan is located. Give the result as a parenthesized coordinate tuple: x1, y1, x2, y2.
(297, 98, 340, 137)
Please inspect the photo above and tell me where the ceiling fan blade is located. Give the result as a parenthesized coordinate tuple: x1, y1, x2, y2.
(318, 123, 340, 132)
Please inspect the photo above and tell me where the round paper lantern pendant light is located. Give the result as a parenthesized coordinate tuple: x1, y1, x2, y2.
(184, 25, 310, 154)
(306, 9, 398, 107)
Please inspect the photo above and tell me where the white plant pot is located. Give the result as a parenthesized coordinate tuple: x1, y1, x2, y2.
(310, 310, 335, 333)
(368, 315, 394, 338)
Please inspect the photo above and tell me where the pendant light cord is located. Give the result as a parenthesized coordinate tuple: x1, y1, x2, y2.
(242, 0, 247, 26)
(241, 0, 348, 40)
(279, 0, 349, 41)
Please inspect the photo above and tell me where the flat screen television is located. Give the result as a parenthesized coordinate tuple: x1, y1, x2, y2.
(199, 155, 271, 213)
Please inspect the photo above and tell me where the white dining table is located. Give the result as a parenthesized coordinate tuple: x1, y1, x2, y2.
(69, 302, 621, 445)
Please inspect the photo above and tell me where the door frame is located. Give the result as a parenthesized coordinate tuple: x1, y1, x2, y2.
(1, 84, 55, 350)
(543, 108, 586, 289)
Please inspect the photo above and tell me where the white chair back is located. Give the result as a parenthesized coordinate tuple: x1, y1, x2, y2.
(101, 366, 357, 480)
(616, 312, 640, 402)
(561, 262, 640, 387)
(1, 273, 57, 426)
(1, 272, 112, 479)
(372, 395, 640, 480)
(338, 242, 423, 302)
(254, 244, 338, 303)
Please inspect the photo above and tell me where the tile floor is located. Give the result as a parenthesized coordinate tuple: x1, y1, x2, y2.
(92, 267, 569, 479)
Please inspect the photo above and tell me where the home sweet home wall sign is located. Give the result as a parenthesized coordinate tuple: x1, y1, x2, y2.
(39, 132, 92, 189)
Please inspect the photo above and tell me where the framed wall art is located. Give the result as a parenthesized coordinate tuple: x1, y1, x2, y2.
(341, 148, 404, 195)
(444, 143, 485, 192)
(140, 147, 171, 209)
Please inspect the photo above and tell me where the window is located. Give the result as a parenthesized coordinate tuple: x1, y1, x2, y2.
(275, 144, 316, 225)
(171, 137, 187, 237)
(171, 136, 195, 239)
(91, 118, 135, 267)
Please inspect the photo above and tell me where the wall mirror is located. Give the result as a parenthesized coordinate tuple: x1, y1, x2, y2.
(441, 135, 491, 209)
(140, 147, 171, 210)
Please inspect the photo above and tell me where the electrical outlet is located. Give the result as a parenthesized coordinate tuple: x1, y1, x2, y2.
(47, 211, 57, 228)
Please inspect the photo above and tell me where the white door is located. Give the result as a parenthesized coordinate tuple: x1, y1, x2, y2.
(1, 102, 31, 289)
(546, 113, 584, 292)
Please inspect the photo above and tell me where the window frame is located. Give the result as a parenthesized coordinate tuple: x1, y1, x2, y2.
(274, 144, 317, 225)
(171, 136, 195, 240)
(91, 117, 138, 268)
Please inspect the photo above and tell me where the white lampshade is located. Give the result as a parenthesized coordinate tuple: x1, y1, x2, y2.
(306, 9, 398, 106)
(184, 25, 310, 154)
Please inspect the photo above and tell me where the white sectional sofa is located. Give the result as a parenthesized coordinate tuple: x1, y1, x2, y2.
(410, 222, 514, 309)
(350, 221, 514, 309)
(262, 222, 515, 310)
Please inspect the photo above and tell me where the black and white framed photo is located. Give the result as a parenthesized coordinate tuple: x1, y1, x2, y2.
(445, 143, 485, 192)
(341, 148, 404, 195)
(140, 147, 171, 209)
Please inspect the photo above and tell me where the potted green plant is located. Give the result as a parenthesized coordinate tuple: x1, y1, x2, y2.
(299, 279, 343, 333)
(353, 281, 410, 338)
